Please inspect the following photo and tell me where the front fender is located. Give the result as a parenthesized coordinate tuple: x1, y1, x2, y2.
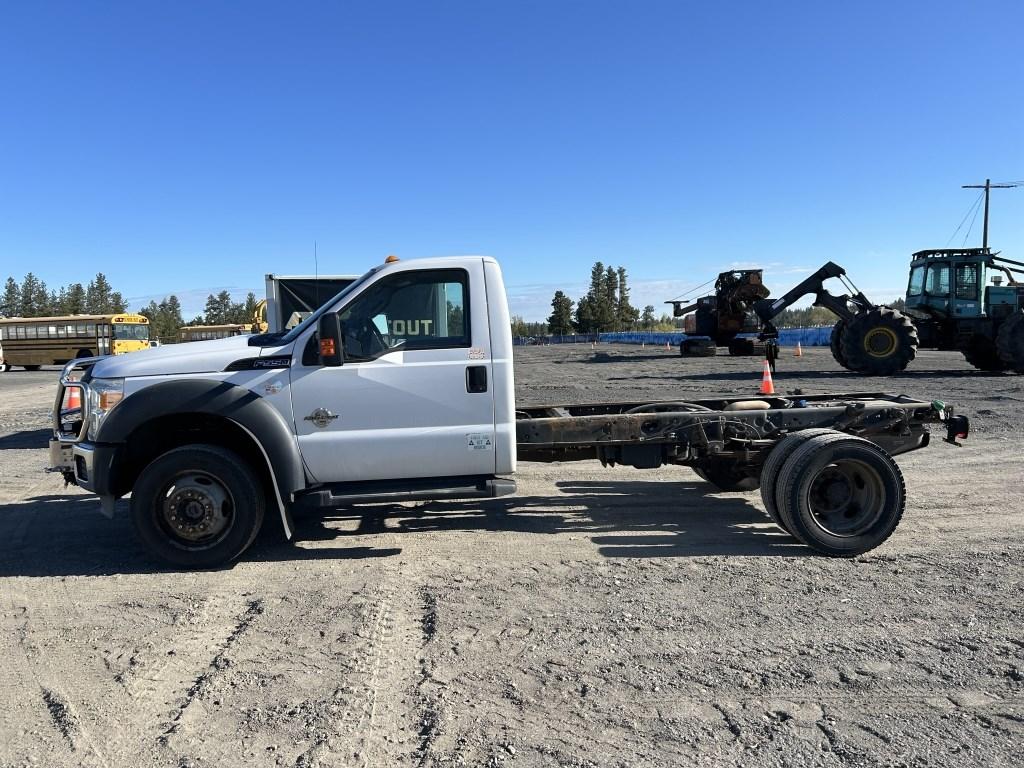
(100, 379, 305, 537)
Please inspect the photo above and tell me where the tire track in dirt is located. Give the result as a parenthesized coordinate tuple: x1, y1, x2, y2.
(290, 580, 439, 768)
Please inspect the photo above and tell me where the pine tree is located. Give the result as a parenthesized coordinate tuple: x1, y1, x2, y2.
(20, 273, 42, 316)
(574, 295, 594, 333)
(64, 283, 86, 314)
(641, 305, 656, 329)
(616, 267, 639, 329)
(86, 273, 114, 313)
(2, 277, 20, 316)
(547, 291, 575, 335)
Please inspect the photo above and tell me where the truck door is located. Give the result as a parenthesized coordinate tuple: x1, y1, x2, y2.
(288, 262, 497, 483)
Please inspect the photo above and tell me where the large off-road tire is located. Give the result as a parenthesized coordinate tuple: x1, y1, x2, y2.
(962, 337, 1009, 372)
(131, 444, 266, 568)
(759, 428, 841, 532)
(829, 319, 849, 369)
(774, 433, 905, 557)
(692, 462, 760, 492)
(841, 308, 918, 375)
(996, 310, 1024, 373)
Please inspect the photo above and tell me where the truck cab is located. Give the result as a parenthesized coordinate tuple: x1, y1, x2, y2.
(51, 256, 517, 566)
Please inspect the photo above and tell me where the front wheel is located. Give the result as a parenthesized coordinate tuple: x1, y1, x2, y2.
(829, 319, 849, 369)
(840, 308, 918, 375)
(131, 444, 266, 568)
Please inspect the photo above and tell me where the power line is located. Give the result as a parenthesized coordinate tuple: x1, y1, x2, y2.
(961, 178, 1021, 249)
(946, 190, 984, 246)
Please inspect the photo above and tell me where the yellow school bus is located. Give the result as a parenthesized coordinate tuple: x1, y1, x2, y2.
(178, 324, 251, 342)
(0, 313, 150, 371)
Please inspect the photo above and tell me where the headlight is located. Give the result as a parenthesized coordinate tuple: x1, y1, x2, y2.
(86, 378, 124, 440)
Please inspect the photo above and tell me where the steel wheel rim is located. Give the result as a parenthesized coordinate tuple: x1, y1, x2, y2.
(805, 459, 884, 537)
(159, 471, 234, 547)
(864, 327, 898, 357)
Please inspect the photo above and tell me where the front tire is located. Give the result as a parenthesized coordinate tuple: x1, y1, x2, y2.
(775, 433, 905, 557)
(841, 308, 918, 375)
(131, 444, 265, 568)
(829, 319, 849, 369)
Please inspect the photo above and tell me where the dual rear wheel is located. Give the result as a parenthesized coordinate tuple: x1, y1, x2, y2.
(759, 430, 905, 556)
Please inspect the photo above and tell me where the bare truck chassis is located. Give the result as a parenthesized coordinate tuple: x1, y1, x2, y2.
(513, 393, 968, 556)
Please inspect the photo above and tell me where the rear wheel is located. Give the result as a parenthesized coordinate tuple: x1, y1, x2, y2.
(841, 308, 918, 375)
(24, 365, 41, 371)
(829, 319, 849, 369)
(996, 311, 1024, 373)
(962, 337, 1009, 372)
(131, 444, 265, 568)
(759, 429, 841, 532)
(0, 361, 8, 373)
(775, 433, 905, 556)
(75, 348, 93, 359)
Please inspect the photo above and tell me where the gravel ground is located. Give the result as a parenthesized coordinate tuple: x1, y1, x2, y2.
(0, 347, 1022, 768)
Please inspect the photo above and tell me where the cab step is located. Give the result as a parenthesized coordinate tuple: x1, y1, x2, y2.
(294, 475, 516, 508)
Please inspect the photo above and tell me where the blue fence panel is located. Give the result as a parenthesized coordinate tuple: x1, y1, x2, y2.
(514, 327, 835, 347)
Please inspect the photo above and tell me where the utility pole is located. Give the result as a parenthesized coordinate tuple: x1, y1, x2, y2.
(962, 178, 1020, 250)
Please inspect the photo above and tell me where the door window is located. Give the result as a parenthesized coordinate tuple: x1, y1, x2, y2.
(925, 264, 950, 295)
(908, 265, 925, 296)
(337, 269, 470, 361)
(955, 264, 979, 300)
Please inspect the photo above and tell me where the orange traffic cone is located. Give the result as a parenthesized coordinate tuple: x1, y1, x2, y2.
(794, 341, 803, 357)
(65, 383, 81, 411)
(759, 359, 775, 395)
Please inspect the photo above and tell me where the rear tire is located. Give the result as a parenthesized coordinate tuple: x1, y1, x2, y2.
(131, 444, 266, 568)
(0, 362, 8, 373)
(759, 429, 841, 532)
(996, 311, 1024, 373)
(75, 348, 93, 359)
(829, 319, 849, 369)
(775, 433, 905, 557)
(24, 365, 41, 371)
(962, 337, 1009, 372)
(840, 308, 918, 375)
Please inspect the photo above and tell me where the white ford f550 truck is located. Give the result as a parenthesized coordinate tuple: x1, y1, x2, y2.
(50, 256, 969, 567)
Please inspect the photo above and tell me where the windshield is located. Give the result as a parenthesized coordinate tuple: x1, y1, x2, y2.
(113, 323, 150, 341)
(279, 266, 385, 344)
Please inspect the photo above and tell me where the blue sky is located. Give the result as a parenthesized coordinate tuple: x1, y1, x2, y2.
(1, 1, 1021, 320)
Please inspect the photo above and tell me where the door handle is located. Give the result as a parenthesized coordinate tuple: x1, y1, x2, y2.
(466, 365, 488, 393)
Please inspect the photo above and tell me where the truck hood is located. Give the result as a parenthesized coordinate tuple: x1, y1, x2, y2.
(89, 336, 266, 378)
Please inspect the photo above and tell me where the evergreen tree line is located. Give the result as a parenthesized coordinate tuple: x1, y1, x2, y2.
(1, 273, 128, 318)
(140, 290, 262, 342)
(545, 262, 644, 336)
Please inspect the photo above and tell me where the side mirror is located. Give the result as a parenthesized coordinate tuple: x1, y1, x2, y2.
(317, 314, 344, 367)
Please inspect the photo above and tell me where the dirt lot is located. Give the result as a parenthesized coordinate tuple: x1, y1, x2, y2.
(1, 346, 1022, 768)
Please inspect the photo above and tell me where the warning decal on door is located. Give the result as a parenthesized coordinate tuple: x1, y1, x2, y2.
(467, 433, 493, 451)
